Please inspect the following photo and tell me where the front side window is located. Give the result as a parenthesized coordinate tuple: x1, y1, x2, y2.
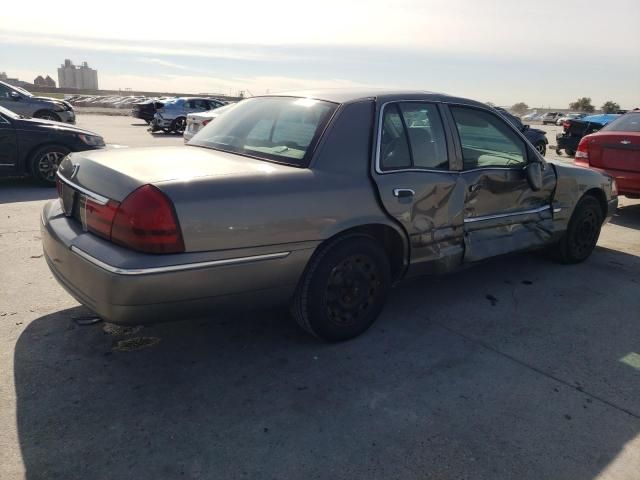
(0, 84, 12, 99)
(379, 102, 449, 171)
(451, 106, 527, 169)
(188, 97, 336, 166)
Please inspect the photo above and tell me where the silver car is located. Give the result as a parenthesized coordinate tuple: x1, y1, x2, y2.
(0, 80, 76, 123)
(150, 97, 225, 133)
(42, 90, 617, 342)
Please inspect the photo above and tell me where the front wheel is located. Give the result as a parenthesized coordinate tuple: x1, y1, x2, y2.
(29, 145, 71, 186)
(291, 235, 391, 342)
(534, 141, 546, 156)
(566, 149, 576, 157)
(551, 196, 603, 264)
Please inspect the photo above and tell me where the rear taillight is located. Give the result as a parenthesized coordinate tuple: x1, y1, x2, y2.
(574, 137, 590, 166)
(80, 196, 120, 240)
(111, 185, 184, 254)
(562, 121, 570, 131)
(202, 118, 212, 126)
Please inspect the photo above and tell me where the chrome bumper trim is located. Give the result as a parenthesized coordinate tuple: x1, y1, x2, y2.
(70, 246, 291, 276)
(56, 171, 110, 205)
(464, 205, 551, 223)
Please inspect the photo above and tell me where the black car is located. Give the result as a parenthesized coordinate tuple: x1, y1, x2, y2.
(495, 107, 548, 155)
(0, 106, 105, 185)
(131, 99, 166, 124)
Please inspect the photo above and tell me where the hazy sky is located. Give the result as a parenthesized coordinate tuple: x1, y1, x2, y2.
(1, 0, 638, 107)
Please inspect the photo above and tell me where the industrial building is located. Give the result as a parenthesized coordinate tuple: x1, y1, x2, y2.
(57, 59, 98, 90)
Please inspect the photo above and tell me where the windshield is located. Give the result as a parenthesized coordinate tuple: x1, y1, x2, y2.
(601, 113, 640, 133)
(0, 105, 19, 119)
(188, 96, 337, 167)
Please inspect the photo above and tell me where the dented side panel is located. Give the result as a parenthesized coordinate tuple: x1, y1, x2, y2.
(459, 165, 557, 262)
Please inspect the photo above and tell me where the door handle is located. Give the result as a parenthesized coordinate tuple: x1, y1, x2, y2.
(468, 183, 482, 193)
(393, 188, 415, 198)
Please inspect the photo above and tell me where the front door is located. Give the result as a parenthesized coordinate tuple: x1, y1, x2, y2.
(0, 113, 18, 173)
(447, 105, 557, 262)
(372, 101, 466, 275)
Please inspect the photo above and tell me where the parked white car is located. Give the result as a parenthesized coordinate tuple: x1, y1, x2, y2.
(555, 113, 586, 125)
(183, 103, 235, 142)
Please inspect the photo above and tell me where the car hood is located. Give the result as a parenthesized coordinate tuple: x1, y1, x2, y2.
(15, 117, 98, 136)
(59, 146, 302, 202)
(30, 96, 72, 108)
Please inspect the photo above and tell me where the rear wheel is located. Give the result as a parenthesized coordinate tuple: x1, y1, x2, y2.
(291, 235, 391, 342)
(33, 110, 61, 122)
(534, 141, 546, 156)
(552, 196, 603, 264)
(566, 149, 576, 157)
(170, 117, 186, 134)
(29, 145, 70, 186)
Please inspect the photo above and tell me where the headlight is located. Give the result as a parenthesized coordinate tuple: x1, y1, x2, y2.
(53, 104, 67, 112)
(78, 134, 105, 147)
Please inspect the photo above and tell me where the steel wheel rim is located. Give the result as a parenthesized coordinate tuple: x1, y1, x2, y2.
(572, 209, 598, 256)
(325, 254, 380, 326)
(37, 151, 65, 182)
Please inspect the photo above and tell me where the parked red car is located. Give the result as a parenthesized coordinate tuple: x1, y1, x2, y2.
(575, 110, 640, 198)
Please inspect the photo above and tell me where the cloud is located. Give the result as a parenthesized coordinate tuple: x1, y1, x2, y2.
(138, 58, 189, 70)
(97, 72, 372, 96)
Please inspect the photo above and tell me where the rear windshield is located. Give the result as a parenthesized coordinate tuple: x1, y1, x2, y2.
(601, 113, 640, 133)
(188, 97, 337, 167)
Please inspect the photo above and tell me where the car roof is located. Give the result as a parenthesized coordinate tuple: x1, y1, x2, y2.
(256, 88, 486, 108)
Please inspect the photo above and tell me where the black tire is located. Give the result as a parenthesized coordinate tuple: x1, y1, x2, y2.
(534, 141, 546, 156)
(552, 196, 603, 264)
(33, 110, 61, 122)
(566, 149, 576, 157)
(291, 235, 391, 342)
(170, 117, 186, 134)
(29, 144, 70, 186)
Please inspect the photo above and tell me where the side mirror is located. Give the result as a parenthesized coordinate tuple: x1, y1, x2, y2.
(525, 161, 543, 191)
(10, 91, 20, 101)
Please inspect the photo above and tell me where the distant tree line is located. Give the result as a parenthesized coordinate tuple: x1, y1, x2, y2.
(507, 98, 623, 114)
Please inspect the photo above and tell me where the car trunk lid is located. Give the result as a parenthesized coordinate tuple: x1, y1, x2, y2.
(57, 145, 296, 202)
(587, 132, 640, 173)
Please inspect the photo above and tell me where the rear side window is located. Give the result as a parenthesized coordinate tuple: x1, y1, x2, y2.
(189, 97, 336, 167)
(379, 102, 449, 171)
(602, 113, 640, 133)
(451, 106, 527, 170)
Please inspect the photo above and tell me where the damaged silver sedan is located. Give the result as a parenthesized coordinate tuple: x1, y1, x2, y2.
(41, 90, 618, 341)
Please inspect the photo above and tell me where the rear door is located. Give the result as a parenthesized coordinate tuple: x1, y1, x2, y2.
(372, 100, 466, 275)
(446, 104, 557, 262)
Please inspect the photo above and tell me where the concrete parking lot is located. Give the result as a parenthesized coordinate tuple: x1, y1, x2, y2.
(1, 114, 639, 480)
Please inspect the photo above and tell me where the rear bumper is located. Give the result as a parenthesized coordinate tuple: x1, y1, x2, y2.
(577, 164, 640, 197)
(41, 200, 315, 325)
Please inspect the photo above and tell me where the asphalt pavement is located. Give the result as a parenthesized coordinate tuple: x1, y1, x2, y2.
(0, 114, 639, 480)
